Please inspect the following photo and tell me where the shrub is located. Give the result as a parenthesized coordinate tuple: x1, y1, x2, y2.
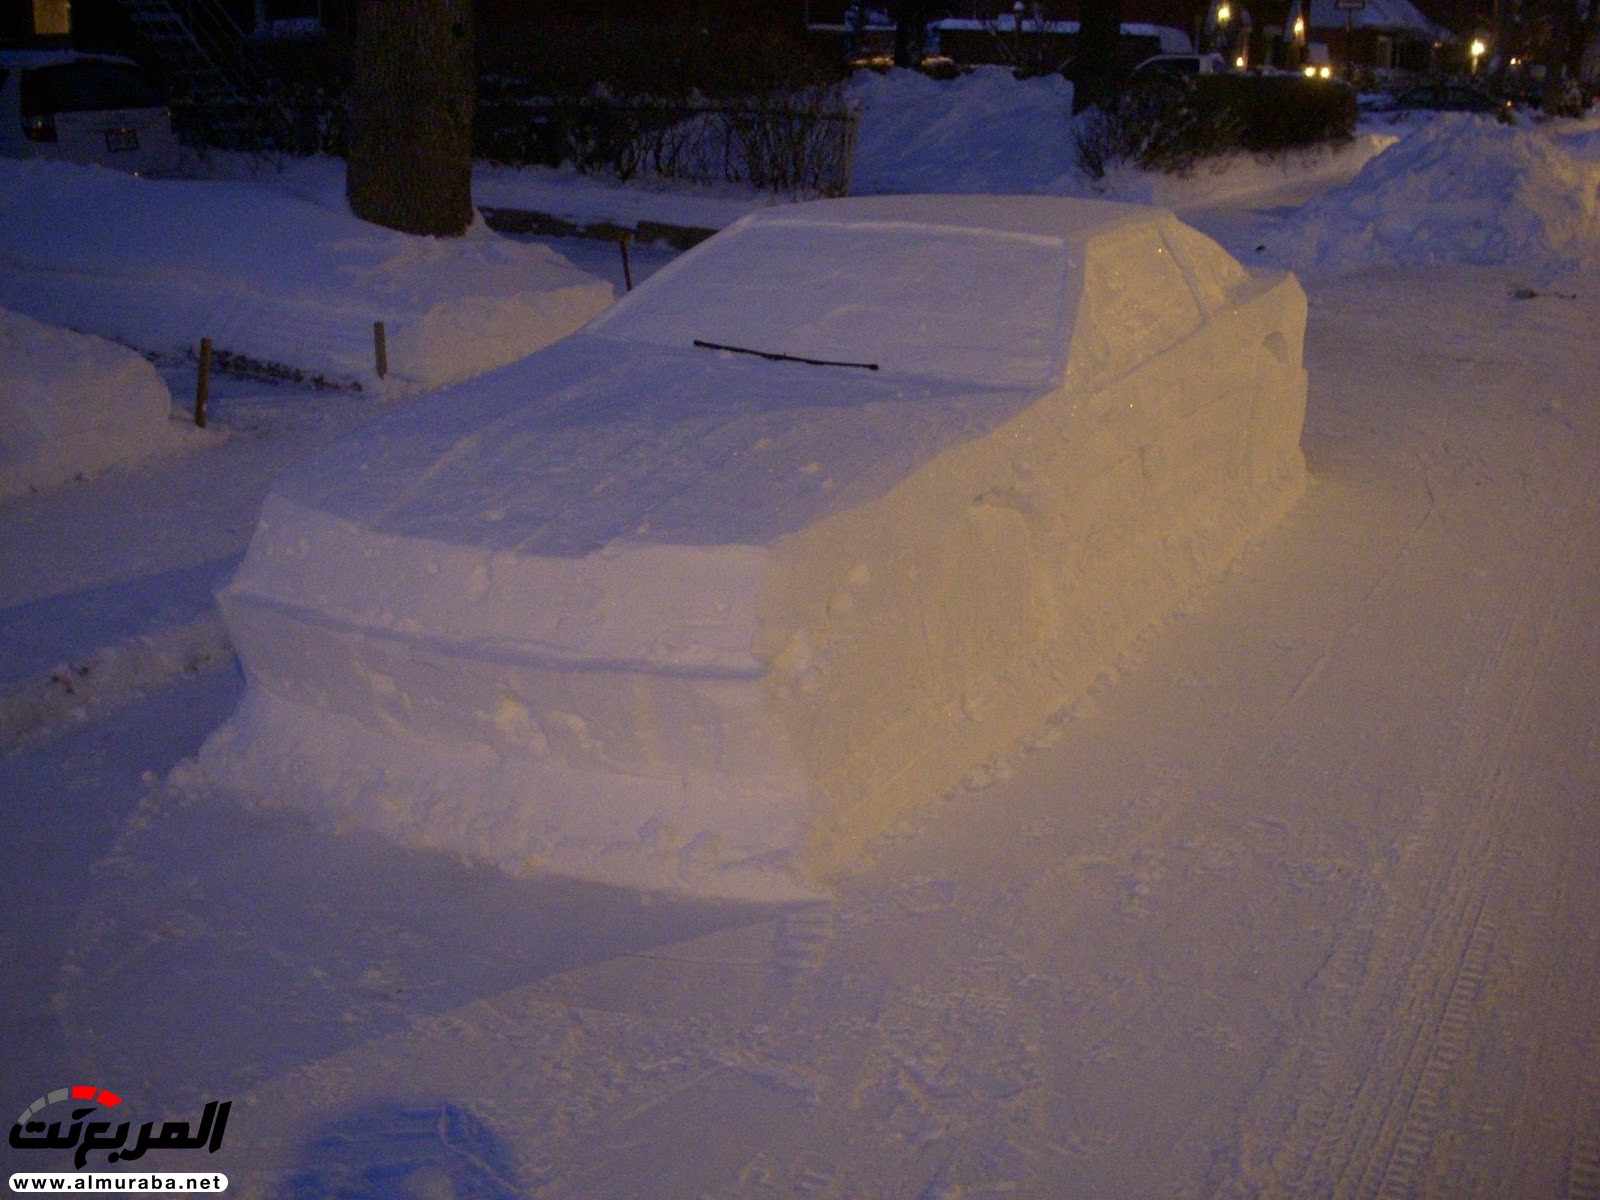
(1207, 73, 1359, 151)
(1076, 71, 1357, 178)
(1074, 76, 1241, 177)
(475, 88, 860, 197)
(473, 20, 855, 195)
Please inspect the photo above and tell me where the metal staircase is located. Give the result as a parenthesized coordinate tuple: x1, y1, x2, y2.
(112, 0, 284, 148)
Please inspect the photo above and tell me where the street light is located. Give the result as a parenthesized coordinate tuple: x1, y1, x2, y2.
(1470, 38, 1487, 74)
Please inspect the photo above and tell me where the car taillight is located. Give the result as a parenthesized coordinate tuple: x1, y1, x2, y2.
(19, 71, 58, 142)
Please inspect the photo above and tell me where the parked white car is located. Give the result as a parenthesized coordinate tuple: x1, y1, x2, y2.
(1132, 52, 1231, 77)
(0, 50, 182, 175)
(202, 195, 1309, 899)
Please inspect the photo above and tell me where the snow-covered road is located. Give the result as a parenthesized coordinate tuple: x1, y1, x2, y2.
(6, 260, 1595, 1197)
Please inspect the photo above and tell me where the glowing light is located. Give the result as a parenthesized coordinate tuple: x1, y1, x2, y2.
(1235, 54, 1246, 67)
(1218, 2, 1232, 22)
(1293, 15, 1306, 37)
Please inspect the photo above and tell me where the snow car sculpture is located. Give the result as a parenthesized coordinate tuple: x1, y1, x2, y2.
(201, 195, 1308, 899)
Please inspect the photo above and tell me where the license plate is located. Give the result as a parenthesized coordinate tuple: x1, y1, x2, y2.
(105, 128, 139, 153)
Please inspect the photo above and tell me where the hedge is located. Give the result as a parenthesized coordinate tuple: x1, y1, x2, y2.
(1076, 70, 1358, 177)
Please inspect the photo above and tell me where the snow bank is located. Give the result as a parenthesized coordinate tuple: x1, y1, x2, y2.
(0, 160, 614, 392)
(1275, 115, 1600, 274)
(199, 196, 1308, 899)
(849, 67, 1084, 195)
(0, 306, 193, 499)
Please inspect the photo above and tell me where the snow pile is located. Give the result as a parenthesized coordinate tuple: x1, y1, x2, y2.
(848, 66, 1084, 195)
(1275, 115, 1600, 274)
(0, 306, 195, 499)
(0, 160, 614, 392)
(198, 196, 1307, 899)
(844, 65, 1394, 214)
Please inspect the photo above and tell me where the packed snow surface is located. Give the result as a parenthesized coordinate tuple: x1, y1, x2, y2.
(200, 195, 1306, 897)
(0, 159, 613, 393)
(2, 70, 1599, 1200)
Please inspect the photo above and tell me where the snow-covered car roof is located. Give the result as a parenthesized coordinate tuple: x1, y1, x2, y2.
(587, 194, 1248, 390)
(265, 196, 1258, 563)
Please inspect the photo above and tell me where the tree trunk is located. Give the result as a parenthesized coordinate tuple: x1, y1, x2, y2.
(1535, 0, 1578, 114)
(894, 0, 928, 68)
(1075, 0, 1124, 112)
(347, 0, 475, 237)
(1560, 0, 1589, 100)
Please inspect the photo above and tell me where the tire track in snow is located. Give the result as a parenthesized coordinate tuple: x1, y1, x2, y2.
(1569, 1037, 1600, 1200)
(1364, 891, 1498, 1200)
(1362, 476, 1599, 1200)
(1558, 700, 1600, 1200)
(1235, 454, 1599, 1200)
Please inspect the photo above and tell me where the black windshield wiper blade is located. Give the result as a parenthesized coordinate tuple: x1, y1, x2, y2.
(693, 339, 879, 371)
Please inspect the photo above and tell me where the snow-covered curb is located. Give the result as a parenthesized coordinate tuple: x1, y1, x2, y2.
(0, 613, 233, 751)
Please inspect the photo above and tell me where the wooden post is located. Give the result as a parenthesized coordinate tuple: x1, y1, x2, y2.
(194, 337, 211, 429)
(619, 232, 634, 292)
(374, 320, 388, 379)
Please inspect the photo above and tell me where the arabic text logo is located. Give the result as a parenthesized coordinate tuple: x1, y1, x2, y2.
(9, 1085, 230, 1172)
